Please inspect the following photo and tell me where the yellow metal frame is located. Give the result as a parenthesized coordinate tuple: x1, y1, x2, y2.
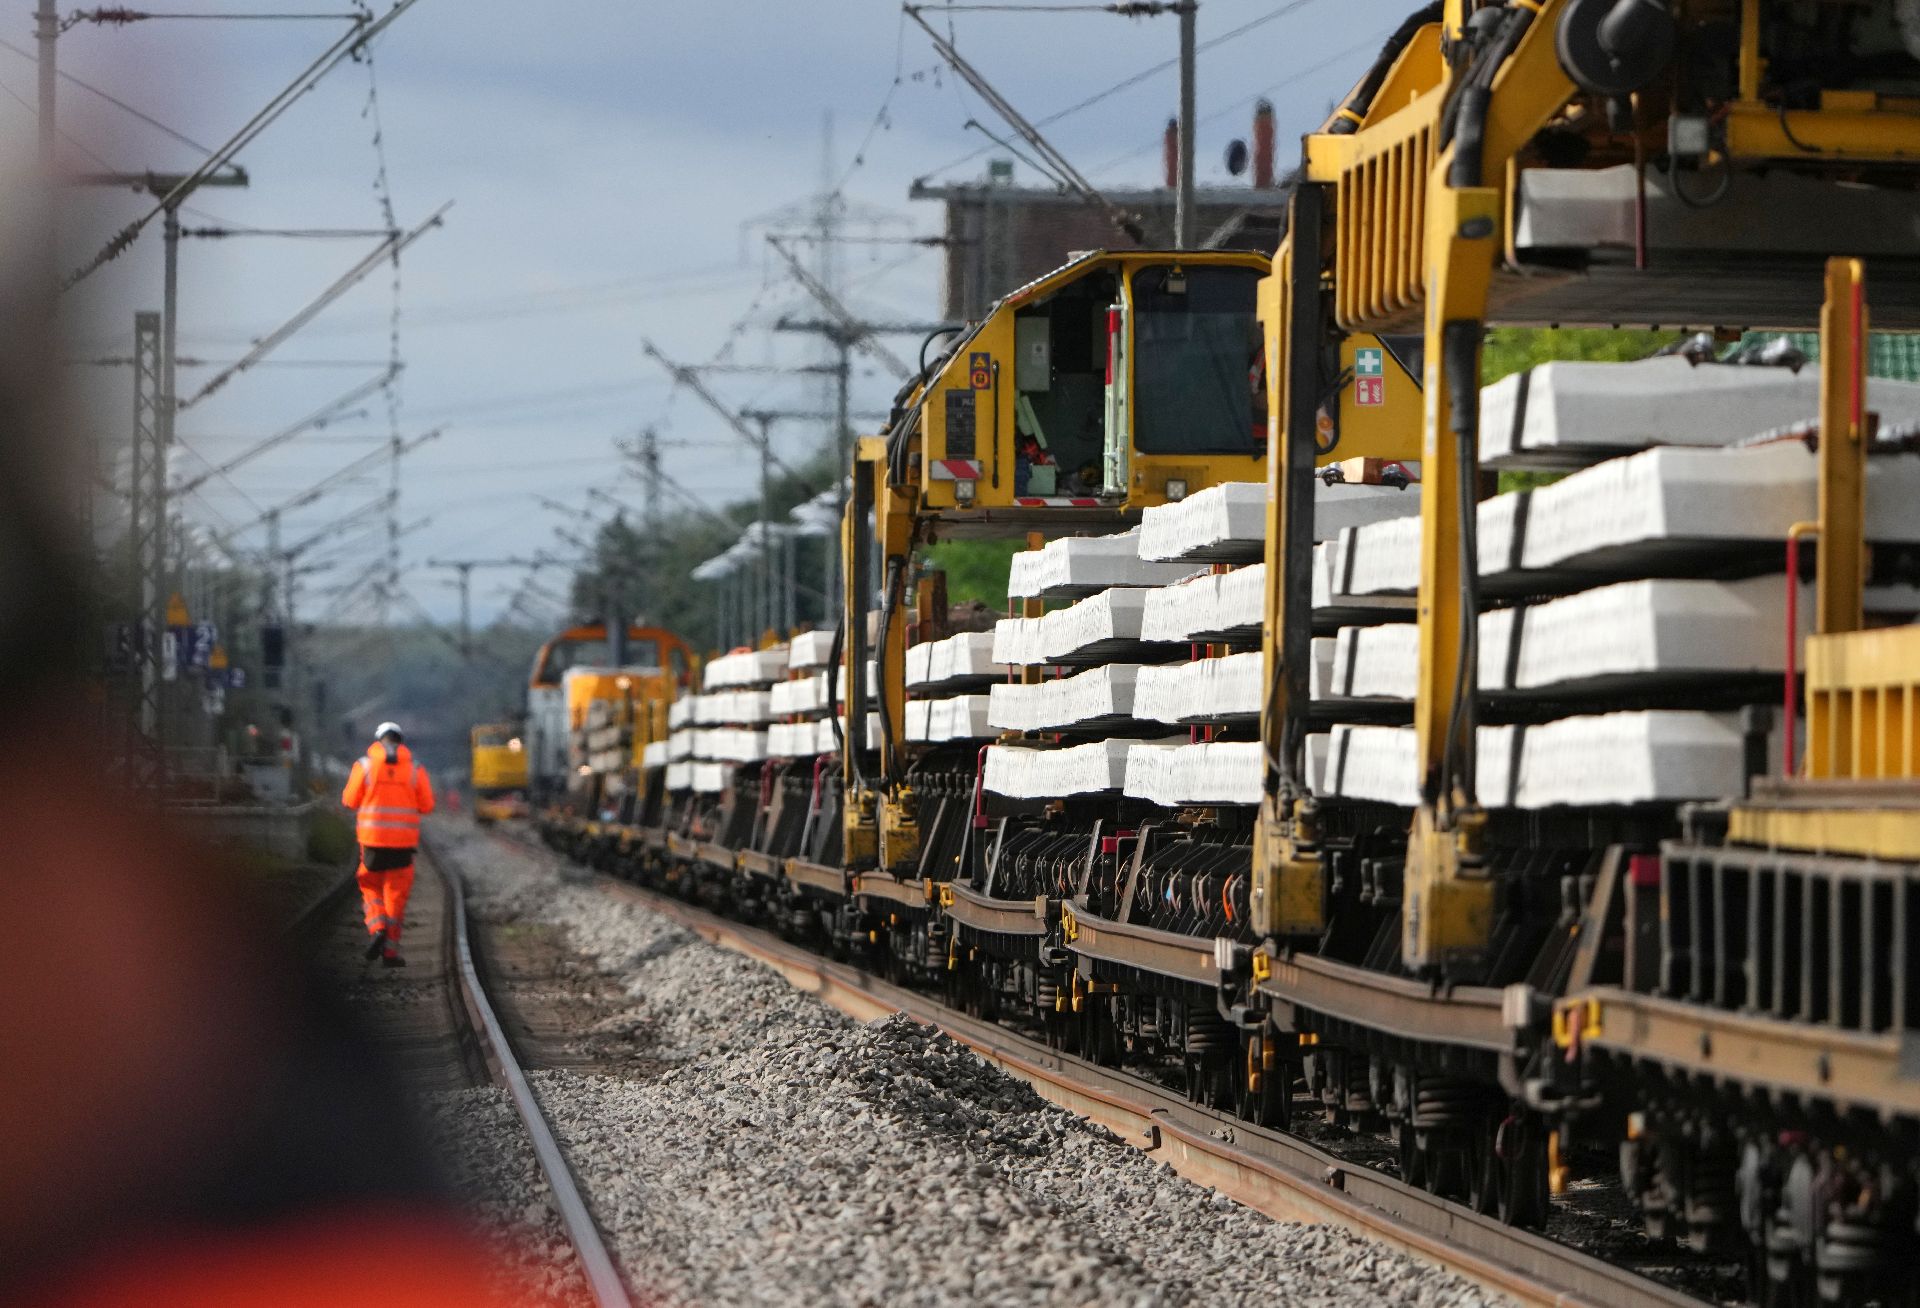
(1725, 261, 1919, 859)
(918, 249, 1271, 514)
(1805, 626, 1920, 783)
(470, 722, 528, 794)
(1294, 0, 1920, 973)
(1816, 258, 1869, 640)
(1727, 802, 1920, 861)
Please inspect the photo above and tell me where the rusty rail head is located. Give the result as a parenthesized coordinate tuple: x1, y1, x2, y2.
(426, 840, 635, 1308)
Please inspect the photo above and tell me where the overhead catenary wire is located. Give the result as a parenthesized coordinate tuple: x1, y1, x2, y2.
(905, 6, 1143, 242)
(0, 72, 123, 171)
(618, 448, 742, 536)
(59, 0, 429, 291)
(764, 235, 915, 380)
(77, 355, 392, 369)
(179, 202, 449, 410)
(250, 426, 445, 529)
(639, 338, 816, 485)
(1087, 29, 1386, 176)
(172, 368, 397, 496)
(63, 10, 367, 26)
(913, 0, 1330, 183)
(181, 226, 399, 239)
(912, 3, 1192, 11)
(176, 264, 765, 344)
(962, 117, 1071, 190)
(0, 34, 235, 164)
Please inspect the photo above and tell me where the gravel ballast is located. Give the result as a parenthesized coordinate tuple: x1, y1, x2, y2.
(431, 820, 1500, 1307)
(415, 1085, 593, 1304)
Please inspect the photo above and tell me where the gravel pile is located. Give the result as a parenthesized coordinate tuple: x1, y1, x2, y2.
(415, 1085, 592, 1304)
(433, 821, 1499, 1307)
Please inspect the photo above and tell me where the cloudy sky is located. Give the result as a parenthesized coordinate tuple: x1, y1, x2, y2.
(32, 0, 1411, 624)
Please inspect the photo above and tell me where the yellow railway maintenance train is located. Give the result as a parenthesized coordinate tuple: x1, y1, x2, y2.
(534, 1, 1920, 1301)
(468, 721, 528, 823)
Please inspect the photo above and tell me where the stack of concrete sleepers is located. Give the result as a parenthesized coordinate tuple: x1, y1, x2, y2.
(1112, 478, 1421, 807)
(983, 478, 1427, 810)
(1136, 477, 1420, 564)
(1006, 527, 1197, 598)
(1141, 567, 1266, 646)
(1479, 355, 1920, 468)
(987, 531, 1177, 799)
(763, 650, 883, 758)
(904, 630, 1004, 744)
(672, 642, 784, 786)
(1124, 740, 1266, 807)
(704, 646, 788, 689)
(1324, 574, 1809, 706)
(767, 663, 829, 757)
(664, 696, 697, 791)
(787, 629, 834, 671)
(994, 587, 1172, 666)
(1332, 439, 1920, 601)
(988, 664, 1145, 733)
(1313, 712, 1755, 809)
(984, 738, 1138, 798)
(1134, 651, 1263, 724)
(1309, 362, 1920, 810)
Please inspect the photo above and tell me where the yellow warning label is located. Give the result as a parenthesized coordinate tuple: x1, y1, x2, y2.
(166, 592, 190, 627)
(209, 644, 228, 670)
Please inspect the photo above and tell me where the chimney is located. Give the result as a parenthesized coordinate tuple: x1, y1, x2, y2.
(1163, 117, 1178, 190)
(1252, 99, 1275, 189)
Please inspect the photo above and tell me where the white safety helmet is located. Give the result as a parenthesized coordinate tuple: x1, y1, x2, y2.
(374, 721, 404, 743)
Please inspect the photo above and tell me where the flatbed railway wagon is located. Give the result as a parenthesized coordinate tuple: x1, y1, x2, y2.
(548, 1, 1920, 1299)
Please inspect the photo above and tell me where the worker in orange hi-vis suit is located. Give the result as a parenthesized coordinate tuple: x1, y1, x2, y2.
(341, 721, 435, 968)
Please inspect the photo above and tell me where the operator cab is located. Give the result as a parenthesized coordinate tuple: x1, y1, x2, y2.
(911, 250, 1268, 530)
(524, 623, 692, 802)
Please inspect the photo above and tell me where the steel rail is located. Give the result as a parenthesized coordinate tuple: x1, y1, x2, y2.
(534, 842, 1704, 1308)
(429, 844, 635, 1308)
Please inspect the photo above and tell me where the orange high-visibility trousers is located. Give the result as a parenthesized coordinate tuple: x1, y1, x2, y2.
(356, 863, 416, 943)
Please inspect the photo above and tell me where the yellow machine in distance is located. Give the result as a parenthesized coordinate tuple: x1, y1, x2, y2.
(910, 249, 1412, 523)
(845, 246, 1423, 875)
(470, 722, 528, 823)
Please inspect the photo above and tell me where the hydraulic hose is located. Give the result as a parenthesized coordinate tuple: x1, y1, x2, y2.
(919, 325, 963, 380)
(1440, 2, 1537, 186)
(1438, 321, 1483, 808)
(874, 557, 906, 790)
(827, 610, 864, 790)
(1328, 1, 1444, 135)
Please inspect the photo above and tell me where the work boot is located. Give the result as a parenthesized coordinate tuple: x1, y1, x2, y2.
(382, 946, 406, 968)
(364, 931, 386, 961)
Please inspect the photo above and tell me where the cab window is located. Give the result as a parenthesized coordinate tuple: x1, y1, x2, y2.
(1129, 264, 1263, 456)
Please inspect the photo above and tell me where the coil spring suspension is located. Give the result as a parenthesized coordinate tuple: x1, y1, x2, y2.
(1411, 1078, 1486, 1129)
(1184, 1006, 1234, 1055)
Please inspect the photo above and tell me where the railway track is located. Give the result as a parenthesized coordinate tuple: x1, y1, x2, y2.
(305, 844, 635, 1307)
(489, 824, 1711, 1308)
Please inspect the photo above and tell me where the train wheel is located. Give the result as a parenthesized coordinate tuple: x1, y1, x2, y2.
(1083, 1001, 1119, 1067)
(1493, 1114, 1551, 1228)
(1397, 1123, 1426, 1189)
(1234, 1038, 1291, 1130)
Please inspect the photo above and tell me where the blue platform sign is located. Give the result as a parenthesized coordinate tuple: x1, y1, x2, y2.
(185, 621, 219, 670)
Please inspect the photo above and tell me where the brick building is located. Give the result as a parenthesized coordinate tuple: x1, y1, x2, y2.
(910, 164, 1289, 321)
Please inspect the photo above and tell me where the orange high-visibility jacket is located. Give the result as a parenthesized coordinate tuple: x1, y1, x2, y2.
(341, 742, 435, 849)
